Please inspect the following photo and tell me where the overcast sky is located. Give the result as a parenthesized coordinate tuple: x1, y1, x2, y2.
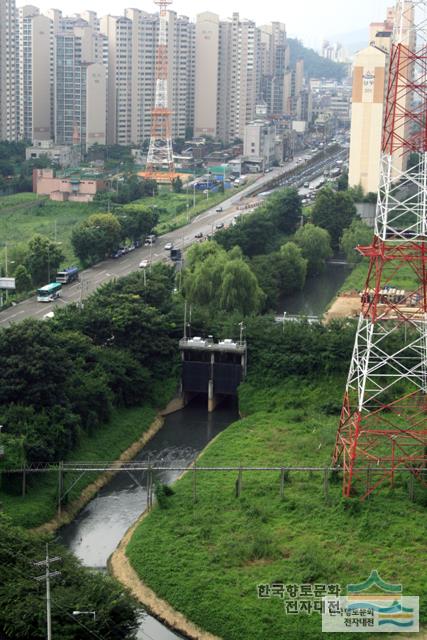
(32, 0, 391, 48)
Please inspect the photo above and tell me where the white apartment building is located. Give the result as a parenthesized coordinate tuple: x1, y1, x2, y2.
(126, 9, 194, 145)
(195, 12, 258, 144)
(100, 15, 133, 145)
(243, 119, 280, 169)
(258, 22, 289, 117)
(17, 6, 52, 141)
(0, 0, 18, 141)
(54, 26, 106, 152)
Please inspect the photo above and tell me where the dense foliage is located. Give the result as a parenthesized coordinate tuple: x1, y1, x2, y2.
(340, 220, 372, 264)
(0, 265, 178, 469)
(294, 223, 332, 274)
(183, 243, 264, 315)
(311, 187, 357, 249)
(288, 37, 347, 80)
(215, 188, 301, 256)
(0, 514, 139, 639)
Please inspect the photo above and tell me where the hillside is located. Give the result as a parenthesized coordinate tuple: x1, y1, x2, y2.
(288, 38, 347, 80)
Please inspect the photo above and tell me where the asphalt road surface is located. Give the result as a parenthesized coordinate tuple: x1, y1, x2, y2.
(0, 147, 347, 328)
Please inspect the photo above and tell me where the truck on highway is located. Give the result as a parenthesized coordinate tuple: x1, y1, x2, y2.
(170, 248, 182, 262)
(55, 266, 79, 284)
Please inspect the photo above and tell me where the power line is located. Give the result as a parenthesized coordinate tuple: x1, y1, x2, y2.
(33, 543, 62, 640)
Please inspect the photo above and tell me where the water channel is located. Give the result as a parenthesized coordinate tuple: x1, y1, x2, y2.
(59, 396, 239, 640)
(278, 261, 351, 316)
(58, 263, 350, 639)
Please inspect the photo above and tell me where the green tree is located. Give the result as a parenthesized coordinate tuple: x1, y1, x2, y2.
(264, 188, 302, 234)
(24, 235, 65, 285)
(183, 245, 263, 315)
(172, 176, 183, 193)
(340, 219, 372, 264)
(279, 242, 307, 293)
(0, 514, 139, 639)
(116, 206, 158, 242)
(219, 258, 264, 315)
(294, 223, 332, 274)
(215, 213, 277, 256)
(311, 188, 357, 249)
(13, 264, 32, 293)
(71, 213, 122, 265)
(337, 171, 348, 191)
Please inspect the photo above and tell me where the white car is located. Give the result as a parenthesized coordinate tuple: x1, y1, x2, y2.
(139, 259, 149, 268)
(164, 242, 173, 250)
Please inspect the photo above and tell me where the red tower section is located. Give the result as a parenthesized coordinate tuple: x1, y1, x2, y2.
(332, 0, 427, 499)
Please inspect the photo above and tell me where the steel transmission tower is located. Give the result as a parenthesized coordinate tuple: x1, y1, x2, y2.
(332, 0, 427, 499)
(145, 0, 175, 181)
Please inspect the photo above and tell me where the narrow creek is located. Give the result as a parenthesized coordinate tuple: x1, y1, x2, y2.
(58, 396, 239, 640)
(278, 261, 351, 316)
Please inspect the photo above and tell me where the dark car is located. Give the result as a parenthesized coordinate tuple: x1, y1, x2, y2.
(194, 231, 203, 239)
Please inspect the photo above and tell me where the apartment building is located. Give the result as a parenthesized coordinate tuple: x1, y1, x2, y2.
(194, 12, 258, 144)
(54, 26, 106, 152)
(0, 0, 18, 141)
(17, 6, 51, 141)
(100, 15, 133, 145)
(258, 22, 289, 117)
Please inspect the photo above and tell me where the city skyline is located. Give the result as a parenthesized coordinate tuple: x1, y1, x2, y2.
(30, 0, 391, 47)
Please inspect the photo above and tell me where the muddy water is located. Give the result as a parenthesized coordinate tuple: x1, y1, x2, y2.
(59, 396, 239, 639)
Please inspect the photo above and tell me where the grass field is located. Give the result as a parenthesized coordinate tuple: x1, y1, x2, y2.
(0, 194, 100, 265)
(0, 377, 177, 529)
(0, 185, 241, 268)
(127, 377, 426, 640)
(340, 260, 420, 294)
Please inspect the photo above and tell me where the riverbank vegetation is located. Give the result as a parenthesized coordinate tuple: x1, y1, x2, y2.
(126, 319, 427, 640)
(0, 513, 139, 639)
(0, 265, 180, 526)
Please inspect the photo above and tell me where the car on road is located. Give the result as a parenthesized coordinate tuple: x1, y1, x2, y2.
(216, 206, 223, 213)
(111, 248, 125, 259)
(164, 242, 173, 250)
(139, 259, 150, 268)
(303, 181, 310, 188)
(215, 222, 224, 229)
(194, 231, 203, 239)
(144, 234, 157, 246)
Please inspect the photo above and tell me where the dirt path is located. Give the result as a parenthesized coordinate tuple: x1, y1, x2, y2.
(109, 510, 221, 640)
(325, 293, 361, 321)
(32, 415, 165, 535)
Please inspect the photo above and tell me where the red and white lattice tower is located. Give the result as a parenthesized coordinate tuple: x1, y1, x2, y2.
(146, 0, 175, 180)
(332, 0, 427, 499)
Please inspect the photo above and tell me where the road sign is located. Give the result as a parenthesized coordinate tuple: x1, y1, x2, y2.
(0, 277, 15, 290)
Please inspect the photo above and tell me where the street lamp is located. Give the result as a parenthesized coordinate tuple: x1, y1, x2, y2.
(73, 611, 96, 621)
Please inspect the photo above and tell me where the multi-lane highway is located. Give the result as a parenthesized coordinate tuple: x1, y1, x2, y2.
(0, 146, 347, 328)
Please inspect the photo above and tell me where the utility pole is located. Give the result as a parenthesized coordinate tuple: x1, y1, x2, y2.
(34, 544, 61, 640)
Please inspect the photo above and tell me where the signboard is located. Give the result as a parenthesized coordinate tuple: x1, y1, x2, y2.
(0, 277, 16, 290)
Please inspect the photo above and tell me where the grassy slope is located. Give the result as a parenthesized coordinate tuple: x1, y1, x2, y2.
(127, 377, 426, 640)
(0, 377, 177, 528)
(340, 260, 420, 294)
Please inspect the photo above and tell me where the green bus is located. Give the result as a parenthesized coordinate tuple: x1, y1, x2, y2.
(36, 282, 62, 303)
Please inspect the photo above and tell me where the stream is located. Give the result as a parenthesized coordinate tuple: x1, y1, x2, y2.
(278, 261, 351, 316)
(59, 396, 239, 640)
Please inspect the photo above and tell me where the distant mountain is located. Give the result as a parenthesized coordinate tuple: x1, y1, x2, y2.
(288, 38, 346, 81)
(325, 28, 368, 55)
